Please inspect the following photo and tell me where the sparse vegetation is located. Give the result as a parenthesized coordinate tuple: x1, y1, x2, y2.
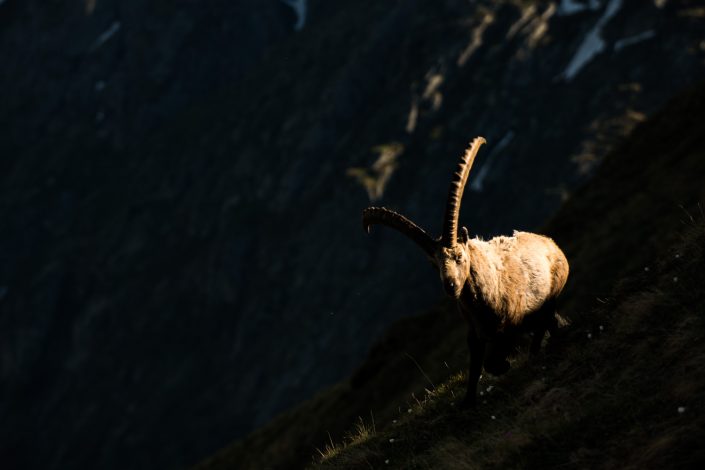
(315, 218, 705, 468)
(196, 81, 705, 470)
(316, 416, 378, 464)
(347, 142, 404, 202)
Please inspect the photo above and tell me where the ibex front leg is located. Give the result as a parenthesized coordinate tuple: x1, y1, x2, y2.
(484, 333, 511, 375)
(461, 326, 485, 409)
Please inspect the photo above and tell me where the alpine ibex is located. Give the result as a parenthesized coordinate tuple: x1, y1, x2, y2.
(362, 137, 569, 408)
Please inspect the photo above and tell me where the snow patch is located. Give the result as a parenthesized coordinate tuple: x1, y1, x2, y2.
(557, 0, 601, 16)
(557, 0, 623, 81)
(614, 30, 655, 51)
(280, 0, 307, 32)
(470, 131, 514, 192)
(90, 21, 121, 52)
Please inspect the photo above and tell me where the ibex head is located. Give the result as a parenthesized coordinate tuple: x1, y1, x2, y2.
(363, 137, 486, 299)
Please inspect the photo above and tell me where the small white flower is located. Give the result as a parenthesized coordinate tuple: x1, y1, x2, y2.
(389, 438, 395, 443)
(673, 277, 679, 283)
(644, 266, 650, 272)
(392, 419, 397, 424)
(541, 366, 547, 370)
(587, 333, 593, 339)
(407, 408, 412, 414)
(491, 415, 496, 420)
(479, 391, 484, 396)
(487, 385, 494, 392)
(678, 406, 686, 414)
(385, 460, 390, 465)
(675, 253, 680, 258)
(599, 325, 604, 331)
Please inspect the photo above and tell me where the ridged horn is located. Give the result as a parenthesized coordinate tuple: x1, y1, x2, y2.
(363, 207, 437, 258)
(441, 136, 486, 246)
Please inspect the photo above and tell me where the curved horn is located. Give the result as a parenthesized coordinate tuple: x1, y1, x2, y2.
(363, 207, 437, 258)
(441, 136, 486, 246)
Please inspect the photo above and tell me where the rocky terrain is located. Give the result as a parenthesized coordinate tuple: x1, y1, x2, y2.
(1, 0, 704, 468)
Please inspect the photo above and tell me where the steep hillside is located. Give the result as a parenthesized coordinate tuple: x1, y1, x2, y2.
(2, 1, 705, 468)
(197, 81, 705, 469)
(315, 217, 705, 469)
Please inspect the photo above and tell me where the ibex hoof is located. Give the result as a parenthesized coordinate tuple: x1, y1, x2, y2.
(484, 359, 510, 376)
(459, 395, 477, 410)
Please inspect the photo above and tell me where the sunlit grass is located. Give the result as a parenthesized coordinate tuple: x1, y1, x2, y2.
(315, 416, 377, 463)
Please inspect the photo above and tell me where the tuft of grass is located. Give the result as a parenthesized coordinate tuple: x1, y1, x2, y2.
(315, 415, 378, 464)
(315, 433, 342, 462)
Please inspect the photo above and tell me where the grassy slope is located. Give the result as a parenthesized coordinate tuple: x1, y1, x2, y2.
(315, 220, 705, 469)
(310, 82, 705, 468)
(195, 299, 469, 470)
(196, 81, 705, 469)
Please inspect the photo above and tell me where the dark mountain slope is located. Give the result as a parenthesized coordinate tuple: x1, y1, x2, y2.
(309, 80, 705, 469)
(198, 80, 705, 469)
(550, 80, 705, 314)
(315, 218, 705, 469)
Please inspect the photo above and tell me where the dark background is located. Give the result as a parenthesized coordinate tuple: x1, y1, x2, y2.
(1, 0, 704, 468)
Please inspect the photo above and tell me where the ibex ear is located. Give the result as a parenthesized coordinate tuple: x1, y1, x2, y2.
(460, 226, 470, 244)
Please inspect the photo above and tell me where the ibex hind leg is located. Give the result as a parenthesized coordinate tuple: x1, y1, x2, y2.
(547, 299, 569, 354)
(530, 298, 557, 356)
